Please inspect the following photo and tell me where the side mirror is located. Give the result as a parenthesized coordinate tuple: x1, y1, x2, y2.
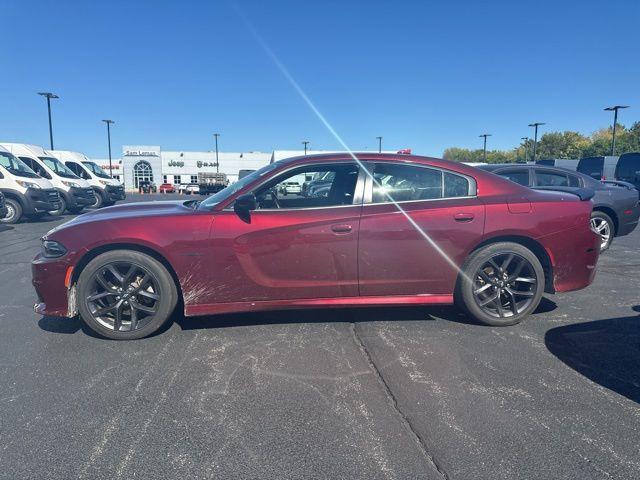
(234, 193, 257, 223)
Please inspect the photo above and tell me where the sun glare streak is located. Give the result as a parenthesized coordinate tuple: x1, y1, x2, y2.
(233, 4, 467, 278)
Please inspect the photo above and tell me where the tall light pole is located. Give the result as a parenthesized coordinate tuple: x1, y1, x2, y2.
(520, 137, 529, 163)
(102, 120, 115, 177)
(37, 92, 59, 150)
(376, 136, 382, 153)
(604, 105, 629, 156)
(479, 134, 492, 162)
(528, 122, 545, 162)
(213, 133, 220, 173)
(302, 140, 309, 155)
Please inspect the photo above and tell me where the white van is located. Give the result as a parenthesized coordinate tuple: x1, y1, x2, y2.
(53, 150, 125, 207)
(1, 143, 95, 215)
(0, 145, 62, 223)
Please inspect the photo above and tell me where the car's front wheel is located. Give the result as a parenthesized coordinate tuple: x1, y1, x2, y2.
(590, 211, 614, 252)
(456, 242, 544, 326)
(77, 250, 178, 339)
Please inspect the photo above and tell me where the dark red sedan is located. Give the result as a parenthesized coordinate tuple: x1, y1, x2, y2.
(33, 153, 600, 339)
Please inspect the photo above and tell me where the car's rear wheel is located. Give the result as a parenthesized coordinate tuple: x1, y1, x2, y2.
(590, 211, 613, 252)
(77, 250, 178, 340)
(1, 198, 22, 224)
(457, 242, 544, 326)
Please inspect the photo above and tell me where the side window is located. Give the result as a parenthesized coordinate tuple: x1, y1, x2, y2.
(19, 157, 50, 179)
(66, 162, 84, 178)
(444, 171, 471, 197)
(495, 169, 530, 186)
(535, 170, 569, 187)
(567, 174, 581, 187)
(253, 163, 359, 210)
(372, 163, 442, 203)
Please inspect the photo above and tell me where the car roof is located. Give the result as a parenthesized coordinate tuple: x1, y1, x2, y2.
(477, 162, 603, 187)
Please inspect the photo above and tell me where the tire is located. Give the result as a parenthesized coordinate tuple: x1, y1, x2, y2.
(1, 198, 22, 224)
(456, 242, 545, 326)
(77, 250, 178, 340)
(91, 190, 104, 209)
(590, 211, 614, 252)
(49, 196, 67, 216)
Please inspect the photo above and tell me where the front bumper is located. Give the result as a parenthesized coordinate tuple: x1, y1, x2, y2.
(105, 184, 126, 201)
(32, 252, 74, 317)
(25, 188, 62, 214)
(68, 186, 96, 208)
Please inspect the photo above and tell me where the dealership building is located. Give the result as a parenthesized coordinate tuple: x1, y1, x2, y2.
(97, 146, 381, 190)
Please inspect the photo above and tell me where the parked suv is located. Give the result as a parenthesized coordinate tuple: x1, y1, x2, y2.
(576, 156, 619, 181)
(0, 146, 61, 223)
(479, 163, 640, 251)
(54, 150, 125, 208)
(615, 152, 640, 191)
(1, 143, 94, 215)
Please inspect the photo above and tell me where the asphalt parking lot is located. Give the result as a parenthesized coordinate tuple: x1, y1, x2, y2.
(1, 194, 639, 480)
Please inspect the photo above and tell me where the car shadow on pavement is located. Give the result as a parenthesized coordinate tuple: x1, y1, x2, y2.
(545, 306, 640, 404)
(0, 225, 15, 232)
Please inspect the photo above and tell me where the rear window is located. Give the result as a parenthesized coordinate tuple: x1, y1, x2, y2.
(496, 169, 530, 186)
(577, 157, 604, 180)
(615, 153, 640, 186)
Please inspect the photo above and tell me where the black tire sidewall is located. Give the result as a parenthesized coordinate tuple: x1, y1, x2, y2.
(50, 196, 67, 216)
(77, 250, 178, 340)
(91, 190, 104, 208)
(591, 211, 613, 251)
(1, 198, 22, 224)
(457, 242, 545, 326)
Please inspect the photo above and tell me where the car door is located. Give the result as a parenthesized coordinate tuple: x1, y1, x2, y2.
(203, 161, 365, 304)
(357, 161, 485, 297)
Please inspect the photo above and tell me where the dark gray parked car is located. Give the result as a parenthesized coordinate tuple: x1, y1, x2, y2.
(477, 163, 640, 252)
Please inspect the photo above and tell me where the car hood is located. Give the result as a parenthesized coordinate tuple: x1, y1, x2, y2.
(46, 200, 196, 235)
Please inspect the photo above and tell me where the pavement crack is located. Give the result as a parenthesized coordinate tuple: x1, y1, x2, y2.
(350, 322, 449, 480)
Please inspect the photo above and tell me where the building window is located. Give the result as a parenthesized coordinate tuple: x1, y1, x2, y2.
(191, 175, 198, 184)
(163, 175, 168, 183)
(173, 175, 181, 185)
(132, 160, 154, 188)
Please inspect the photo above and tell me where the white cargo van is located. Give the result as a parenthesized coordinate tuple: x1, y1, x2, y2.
(1, 143, 95, 215)
(0, 145, 62, 223)
(54, 150, 125, 207)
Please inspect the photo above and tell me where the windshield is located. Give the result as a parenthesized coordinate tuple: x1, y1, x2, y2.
(39, 156, 79, 179)
(615, 153, 640, 186)
(82, 161, 112, 179)
(0, 152, 40, 178)
(198, 162, 281, 209)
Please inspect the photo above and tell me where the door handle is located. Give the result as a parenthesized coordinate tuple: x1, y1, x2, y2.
(331, 224, 353, 234)
(454, 213, 475, 222)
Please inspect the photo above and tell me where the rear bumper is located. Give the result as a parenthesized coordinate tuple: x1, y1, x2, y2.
(541, 226, 600, 293)
(32, 252, 73, 317)
(616, 203, 640, 237)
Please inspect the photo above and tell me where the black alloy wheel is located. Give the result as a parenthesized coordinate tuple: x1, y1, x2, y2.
(77, 250, 177, 339)
(457, 242, 545, 326)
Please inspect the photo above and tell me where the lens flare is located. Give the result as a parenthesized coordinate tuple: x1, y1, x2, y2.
(233, 5, 467, 278)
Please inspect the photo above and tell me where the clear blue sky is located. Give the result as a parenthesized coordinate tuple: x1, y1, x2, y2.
(1, 0, 638, 158)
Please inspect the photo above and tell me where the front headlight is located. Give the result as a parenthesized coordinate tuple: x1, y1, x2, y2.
(98, 180, 111, 185)
(16, 180, 41, 189)
(41, 239, 67, 258)
(62, 180, 81, 188)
